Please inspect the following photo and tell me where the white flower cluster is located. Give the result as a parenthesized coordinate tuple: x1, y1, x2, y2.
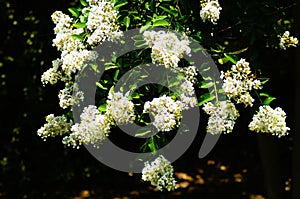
(203, 100, 240, 134)
(200, 0, 222, 24)
(144, 95, 183, 132)
(143, 30, 191, 69)
(86, 0, 123, 46)
(142, 155, 177, 191)
(221, 59, 261, 107)
(279, 31, 299, 50)
(37, 114, 72, 141)
(174, 65, 198, 84)
(61, 50, 98, 78)
(42, 0, 121, 86)
(106, 92, 136, 125)
(41, 59, 63, 85)
(249, 105, 290, 137)
(62, 105, 111, 148)
(58, 84, 84, 109)
(179, 80, 198, 110)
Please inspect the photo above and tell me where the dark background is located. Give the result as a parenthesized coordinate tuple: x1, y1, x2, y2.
(0, 0, 299, 198)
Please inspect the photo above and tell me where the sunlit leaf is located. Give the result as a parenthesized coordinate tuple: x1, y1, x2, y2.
(153, 19, 169, 27)
(68, 8, 79, 18)
(80, 0, 88, 7)
(74, 22, 86, 28)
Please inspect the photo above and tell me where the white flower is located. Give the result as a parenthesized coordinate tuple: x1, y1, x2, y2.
(176, 65, 198, 83)
(58, 84, 84, 109)
(279, 31, 299, 50)
(62, 105, 111, 148)
(143, 31, 191, 69)
(203, 100, 239, 134)
(221, 58, 261, 107)
(61, 50, 98, 77)
(86, 1, 122, 46)
(51, 11, 72, 34)
(200, 0, 222, 24)
(249, 105, 290, 137)
(142, 155, 177, 191)
(144, 95, 183, 132)
(106, 92, 136, 125)
(37, 114, 72, 141)
(178, 80, 198, 110)
(41, 59, 62, 85)
(52, 28, 85, 52)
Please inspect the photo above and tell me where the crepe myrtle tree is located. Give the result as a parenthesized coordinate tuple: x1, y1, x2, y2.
(37, 0, 298, 192)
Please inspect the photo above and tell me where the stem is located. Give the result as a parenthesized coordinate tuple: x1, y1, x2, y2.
(213, 80, 219, 103)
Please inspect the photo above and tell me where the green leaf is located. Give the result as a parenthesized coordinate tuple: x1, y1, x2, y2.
(224, 53, 237, 64)
(71, 34, 84, 41)
(227, 47, 248, 55)
(123, 16, 130, 28)
(96, 82, 108, 90)
(160, 6, 178, 17)
(105, 63, 118, 70)
(98, 104, 107, 113)
(131, 92, 140, 99)
(135, 129, 152, 137)
(68, 8, 80, 18)
(260, 79, 269, 85)
(113, 70, 120, 81)
(199, 93, 215, 106)
(114, 1, 128, 10)
(259, 92, 270, 97)
(74, 22, 86, 28)
(134, 40, 147, 48)
(263, 97, 276, 105)
(200, 81, 214, 89)
(140, 22, 152, 33)
(148, 137, 157, 153)
(152, 19, 169, 27)
(80, 0, 88, 7)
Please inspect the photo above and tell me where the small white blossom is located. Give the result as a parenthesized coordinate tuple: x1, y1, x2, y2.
(106, 92, 136, 125)
(200, 0, 222, 24)
(249, 105, 290, 137)
(279, 31, 299, 50)
(86, 1, 122, 46)
(179, 80, 198, 110)
(177, 65, 198, 83)
(60, 50, 98, 77)
(37, 114, 72, 140)
(62, 105, 111, 148)
(58, 84, 84, 109)
(143, 31, 191, 69)
(203, 100, 239, 134)
(52, 28, 85, 52)
(51, 11, 72, 34)
(144, 95, 183, 132)
(142, 155, 177, 191)
(41, 59, 62, 86)
(221, 58, 261, 107)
